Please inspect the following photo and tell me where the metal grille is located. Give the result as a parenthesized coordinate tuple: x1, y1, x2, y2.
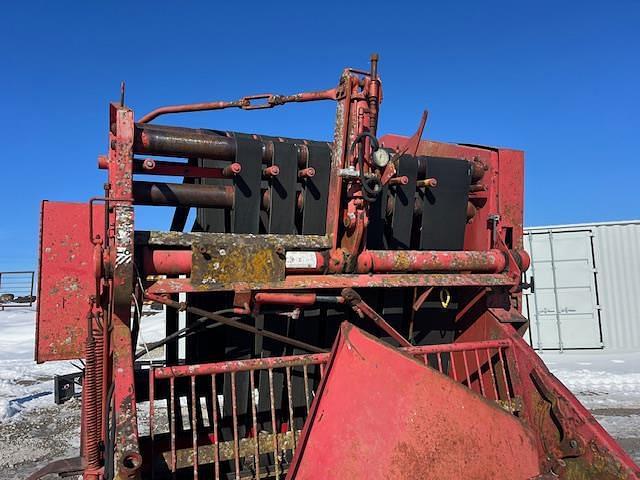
(144, 339, 515, 479)
(0, 270, 35, 309)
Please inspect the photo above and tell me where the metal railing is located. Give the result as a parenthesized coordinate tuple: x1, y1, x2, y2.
(0, 270, 35, 309)
(143, 339, 516, 479)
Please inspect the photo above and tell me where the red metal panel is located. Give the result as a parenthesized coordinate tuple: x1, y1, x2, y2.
(288, 323, 541, 480)
(36, 201, 102, 362)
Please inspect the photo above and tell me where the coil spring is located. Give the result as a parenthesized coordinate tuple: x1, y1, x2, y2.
(85, 319, 105, 471)
(84, 334, 100, 469)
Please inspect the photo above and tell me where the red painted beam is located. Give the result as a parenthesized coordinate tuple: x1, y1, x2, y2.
(356, 249, 508, 273)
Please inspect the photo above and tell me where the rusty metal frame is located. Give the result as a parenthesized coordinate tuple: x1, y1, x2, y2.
(144, 337, 517, 479)
(32, 55, 640, 480)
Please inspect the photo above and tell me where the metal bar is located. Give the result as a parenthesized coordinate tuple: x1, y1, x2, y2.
(143, 250, 193, 276)
(191, 376, 199, 480)
(286, 367, 295, 450)
(135, 231, 331, 249)
(152, 340, 511, 378)
(462, 350, 472, 388)
(133, 123, 323, 168)
(230, 372, 241, 479)
(356, 249, 507, 273)
(498, 347, 512, 401)
(268, 369, 280, 480)
(146, 273, 519, 294)
(211, 375, 220, 480)
(302, 365, 311, 413)
(157, 430, 299, 471)
(132, 181, 233, 208)
(169, 158, 197, 232)
(548, 231, 565, 352)
(137, 88, 336, 124)
(170, 377, 176, 473)
(449, 352, 458, 381)
(146, 293, 326, 354)
(342, 288, 412, 347)
(474, 349, 486, 397)
(132, 158, 240, 179)
(486, 348, 500, 401)
(249, 371, 260, 477)
(149, 371, 155, 479)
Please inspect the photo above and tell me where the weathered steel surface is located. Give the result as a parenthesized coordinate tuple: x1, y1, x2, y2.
(146, 272, 518, 294)
(134, 231, 331, 249)
(107, 103, 142, 480)
(288, 323, 541, 479)
(191, 241, 285, 286)
(488, 316, 640, 479)
(35, 201, 102, 362)
(356, 248, 508, 273)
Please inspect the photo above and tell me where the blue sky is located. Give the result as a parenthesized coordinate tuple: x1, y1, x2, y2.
(1, 1, 639, 271)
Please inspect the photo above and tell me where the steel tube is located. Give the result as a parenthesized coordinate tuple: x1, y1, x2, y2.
(254, 292, 317, 306)
(150, 339, 511, 379)
(134, 124, 237, 160)
(132, 181, 233, 208)
(142, 248, 512, 276)
(356, 249, 507, 273)
(134, 124, 320, 168)
(142, 249, 327, 276)
(143, 250, 192, 276)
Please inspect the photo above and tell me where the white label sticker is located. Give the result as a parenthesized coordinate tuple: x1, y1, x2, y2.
(285, 251, 317, 269)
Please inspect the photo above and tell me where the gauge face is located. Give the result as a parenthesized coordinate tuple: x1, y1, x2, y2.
(373, 148, 390, 168)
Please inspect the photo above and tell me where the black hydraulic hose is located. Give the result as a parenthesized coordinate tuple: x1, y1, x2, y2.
(349, 132, 382, 202)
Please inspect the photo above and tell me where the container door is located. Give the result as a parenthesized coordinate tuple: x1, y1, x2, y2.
(523, 229, 602, 350)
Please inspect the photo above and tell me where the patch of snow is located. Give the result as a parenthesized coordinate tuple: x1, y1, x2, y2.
(539, 350, 640, 409)
(0, 305, 165, 422)
(594, 415, 640, 440)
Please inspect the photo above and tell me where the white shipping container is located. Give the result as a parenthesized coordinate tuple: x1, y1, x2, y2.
(523, 221, 640, 352)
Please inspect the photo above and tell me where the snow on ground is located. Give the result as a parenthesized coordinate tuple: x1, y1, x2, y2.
(0, 305, 165, 422)
(0, 304, 165, 479)
(0, 306, 638, 476)
(0, 306, 77, 421)
(538, 349, 640, 463)
(539, 350, 640, 409)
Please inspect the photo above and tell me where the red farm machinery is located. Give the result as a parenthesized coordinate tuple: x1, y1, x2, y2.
(31, 56, 639, 479)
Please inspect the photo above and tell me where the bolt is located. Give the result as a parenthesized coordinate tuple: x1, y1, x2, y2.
(417, 178, 438, 188)
(263, 165, 280, 178)
(298, 167, 316, 179)
(388, 176, 408, 186)
(142, 158, 156, 170)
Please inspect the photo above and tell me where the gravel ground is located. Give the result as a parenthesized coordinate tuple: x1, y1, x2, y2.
(0, 400, 81, 480)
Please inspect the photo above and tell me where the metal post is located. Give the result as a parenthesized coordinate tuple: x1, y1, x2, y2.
(526, 234, 543, 352)
(548, 231, 564, 352)
(29, 271, 34, 307)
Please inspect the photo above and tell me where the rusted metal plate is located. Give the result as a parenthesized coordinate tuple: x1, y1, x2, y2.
(36, 201, 102, 362)
(288, 323, 541, 480)
(191, 240, 286, 287)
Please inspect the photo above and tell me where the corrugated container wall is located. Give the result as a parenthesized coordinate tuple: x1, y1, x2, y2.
(523, 221, 640, 352)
